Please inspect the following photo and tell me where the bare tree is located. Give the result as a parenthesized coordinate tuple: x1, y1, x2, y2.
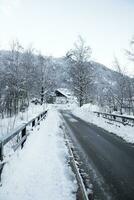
(67, 36, 93, 107)
(109, 57, 134, 115)
(21, 47, 37, 102)
(126, 36, 134, 61)
(37, 54, 57, 103)
(125, 37, 134, 114)
(3, 40, 25, 116)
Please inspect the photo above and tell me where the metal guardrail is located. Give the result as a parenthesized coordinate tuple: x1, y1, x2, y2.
(94, 111, 134, 126)
(61, 115, 93, 200)
(0, 110, 47, 183)
(67, 141, 90, 200)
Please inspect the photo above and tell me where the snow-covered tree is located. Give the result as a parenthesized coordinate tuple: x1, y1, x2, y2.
(67, 36, 93, 106)
(2, 40, 26, 116)
(108, 57, 134, 114)
(37, 54, 57, 102)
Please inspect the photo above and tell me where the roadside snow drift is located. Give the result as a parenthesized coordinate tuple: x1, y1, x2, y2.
(0, 110, 77, 200)
(73, 105, 134, 144)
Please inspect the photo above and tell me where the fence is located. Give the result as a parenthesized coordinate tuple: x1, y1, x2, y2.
(0, 110, 47, 182)
(94, 111, 134, 127)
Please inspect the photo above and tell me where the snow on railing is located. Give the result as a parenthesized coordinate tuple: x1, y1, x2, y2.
(0, 110, 47, 183)
(94, 111, 134, 127)
(63, 126, 93, 200)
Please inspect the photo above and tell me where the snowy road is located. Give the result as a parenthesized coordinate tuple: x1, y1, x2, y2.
(61, 111, 134, 200)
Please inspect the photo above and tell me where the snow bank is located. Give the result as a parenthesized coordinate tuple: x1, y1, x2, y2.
(73, 105, 134, 144)
(0, 110, 77, 200)
(77, 103, 100, 112)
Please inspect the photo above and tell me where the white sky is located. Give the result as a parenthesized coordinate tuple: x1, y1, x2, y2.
(0, 0, 134, 74)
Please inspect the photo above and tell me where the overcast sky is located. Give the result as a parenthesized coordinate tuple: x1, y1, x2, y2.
(0, 0, 134, 74)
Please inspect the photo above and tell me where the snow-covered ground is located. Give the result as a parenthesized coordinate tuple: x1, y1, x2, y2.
(0, 109, 77, 200)
(47, 102, 78, 110)
(72, 104, 134, 144)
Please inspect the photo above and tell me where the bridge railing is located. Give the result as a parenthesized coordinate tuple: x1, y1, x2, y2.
(0, 110, 47, 182)
(94, 111, 134, 127)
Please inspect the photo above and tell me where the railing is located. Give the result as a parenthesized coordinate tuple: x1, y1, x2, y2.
(0, 110, 47, 182)
(62, 117, 93, 199)
(94, 111, 134, 127)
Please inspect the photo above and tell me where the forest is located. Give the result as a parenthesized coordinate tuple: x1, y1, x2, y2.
(0, 36, 134, 118)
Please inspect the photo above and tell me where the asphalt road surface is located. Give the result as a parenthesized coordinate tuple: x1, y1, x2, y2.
(61, 111, 134, 200)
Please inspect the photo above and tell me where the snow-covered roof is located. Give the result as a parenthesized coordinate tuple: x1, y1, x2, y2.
(55, 88, 73, 98)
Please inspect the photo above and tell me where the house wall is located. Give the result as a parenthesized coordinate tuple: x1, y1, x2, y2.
(55, 97, 67, 104)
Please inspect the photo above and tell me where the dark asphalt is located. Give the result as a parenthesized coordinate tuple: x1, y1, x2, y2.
(61, 111, 134, 200)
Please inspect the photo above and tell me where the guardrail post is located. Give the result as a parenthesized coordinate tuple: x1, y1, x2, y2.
(0, 141, 4, 186)
(21, 127, 26, 148)
(0, 141, 3, 184)
(37, 116, 40, 125)
(32, 120, 35, 127)
(0, 141, 3, 162)
(122, 118, 126, 125)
